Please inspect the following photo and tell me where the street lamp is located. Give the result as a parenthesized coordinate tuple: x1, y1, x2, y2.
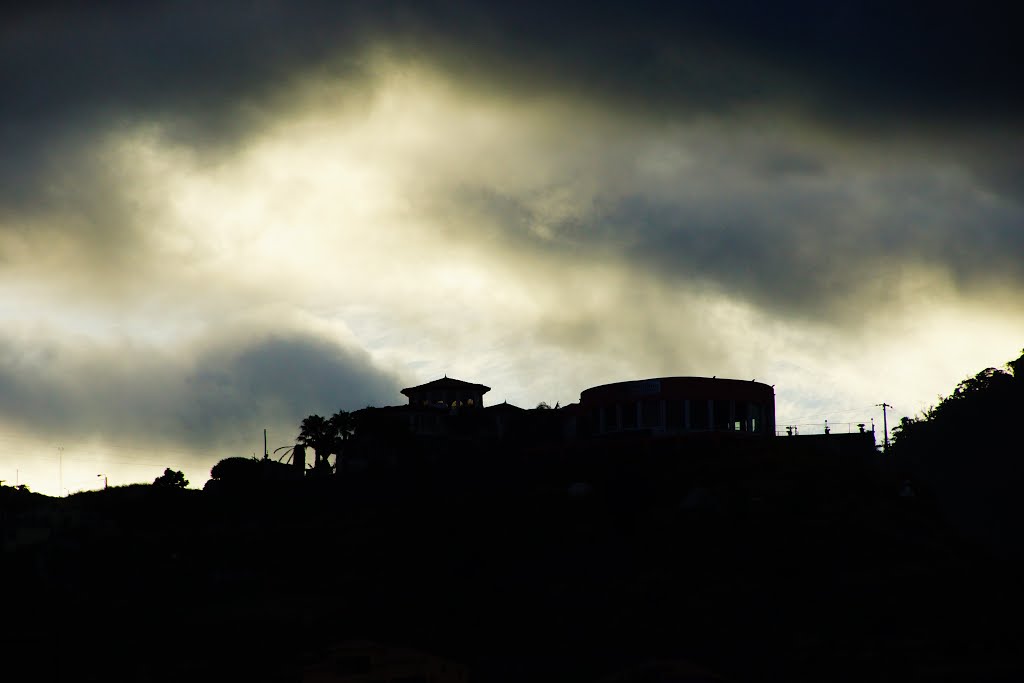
(97, 474, 108, 490)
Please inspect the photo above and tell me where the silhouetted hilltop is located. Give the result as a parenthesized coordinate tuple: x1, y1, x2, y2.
(892, 348, 1024, 559)
(0, 481, 48, 510)
(3, 355, 1024, 681)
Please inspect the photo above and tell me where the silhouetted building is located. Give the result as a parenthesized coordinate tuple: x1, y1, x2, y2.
(592, 658, 724, 682)
(484, 400, 526, 438)
(351, 377, 526, 450)
(401, 376, 490, 409)
(354, 376, 783, 458)
(579, 377, 776, 437)
(303, 640, 468, 682)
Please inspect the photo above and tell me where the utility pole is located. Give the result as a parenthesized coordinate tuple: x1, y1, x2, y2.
(58, 446, 64, 497)
(876, 403, 891, 454)
(264, 429, 268, 459)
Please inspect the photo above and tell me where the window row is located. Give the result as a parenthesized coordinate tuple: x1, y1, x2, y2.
(593, 399, 767, 433)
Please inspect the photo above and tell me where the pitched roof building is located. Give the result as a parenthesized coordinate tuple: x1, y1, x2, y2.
(401, 376, 491, 408)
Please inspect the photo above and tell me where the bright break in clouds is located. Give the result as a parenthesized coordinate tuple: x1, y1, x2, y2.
(1, 2, 1022, 494)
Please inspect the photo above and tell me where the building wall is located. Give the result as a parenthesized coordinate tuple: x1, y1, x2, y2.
(303, 640, 469, 683)
(579, 377, 776, 437)
(405, 387, 485, 408)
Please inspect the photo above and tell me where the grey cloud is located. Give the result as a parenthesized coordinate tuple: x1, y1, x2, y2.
(432, 139, 1024, 326)
(753, 151, 827, 179)
(536, 295, 735, 377)
(2, 0, 1022, 336)
(0, 328, 402, 455)
(1, 2, 371, 216)
(4, 2, 1021, 186)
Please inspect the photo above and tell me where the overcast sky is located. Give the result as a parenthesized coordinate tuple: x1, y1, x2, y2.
(2, 1, 1022, 494)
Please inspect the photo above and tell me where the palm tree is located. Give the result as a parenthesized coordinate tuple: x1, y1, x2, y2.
(298, 414, 334, 474)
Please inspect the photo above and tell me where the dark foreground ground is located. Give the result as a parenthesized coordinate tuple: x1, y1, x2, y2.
(2, 449, 1022, 682)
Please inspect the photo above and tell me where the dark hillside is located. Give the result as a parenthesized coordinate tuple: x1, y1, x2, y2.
(3, 354, 1024, 681)
(892, 349, 1024, 560)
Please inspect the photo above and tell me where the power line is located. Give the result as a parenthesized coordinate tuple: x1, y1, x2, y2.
(775, 405, 878, 422)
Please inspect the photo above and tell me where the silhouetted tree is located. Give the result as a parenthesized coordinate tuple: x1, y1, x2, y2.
(153, 468, 189, 489)
(208, 456, 261, 487)
(892, 348, 1024, 558)
(349, 406, 416, 470)
(298, 414, 334, 475)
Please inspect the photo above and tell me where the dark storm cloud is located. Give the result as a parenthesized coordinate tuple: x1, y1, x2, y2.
(3, 1, 1020, 225)
(2, 0, 1022, 315)
(439, 139, 1024, 324)
(1, 1, 357, 217)
(0, 329, 401, 452)
(627, 199, 1022, 318)
(4, 1, 1020, 163)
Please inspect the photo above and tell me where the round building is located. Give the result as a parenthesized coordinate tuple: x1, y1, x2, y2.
(579, 377, 775, 436)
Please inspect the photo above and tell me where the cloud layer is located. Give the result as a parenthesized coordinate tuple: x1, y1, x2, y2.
(2, 2, 1022, 492)
(0, 327, 401, 450)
